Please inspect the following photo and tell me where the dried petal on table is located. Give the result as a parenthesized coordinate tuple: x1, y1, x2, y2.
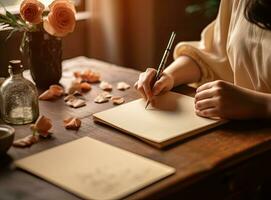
(117, 82, 131, 91)
(68, 79, 82, 94)
(49, 85, 64, 97)
(39, 85, 64, 101)
(13, 135, 39, 148)
(64, 94, 76, 102)
(39, 90, 55, 100)
(66, 98, 86, 108)
(101, 91, 112, 99)
(82, 70, 101, 83)
(94, 93, 109, 104)
(73, 91, 83, 96)
(99, 81, 112, 91)
(64, 93, 85, 102)
(31, 115, 53, 138)
(111, 96, 125, 105)
(80, 82, 91, 92)
(74, 70, 101, 83)
(64, 117, 81, 130)
(73, 71, 81, 78)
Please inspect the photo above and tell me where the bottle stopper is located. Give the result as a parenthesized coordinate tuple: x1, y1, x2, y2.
(8, 60, 23, 74)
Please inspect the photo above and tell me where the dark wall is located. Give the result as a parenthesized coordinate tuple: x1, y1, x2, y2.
(152, 0, 217, 68)
(87, 0, 217, 71)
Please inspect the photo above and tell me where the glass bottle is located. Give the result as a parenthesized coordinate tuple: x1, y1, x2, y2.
(0, 60, 39, 125)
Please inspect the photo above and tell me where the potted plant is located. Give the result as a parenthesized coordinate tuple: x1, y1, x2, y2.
(0, 0, 77, 89)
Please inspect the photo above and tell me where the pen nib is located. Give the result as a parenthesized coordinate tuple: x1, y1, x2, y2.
(145, 101, 150, 109)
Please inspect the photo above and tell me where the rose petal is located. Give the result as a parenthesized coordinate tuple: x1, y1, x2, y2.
(33, 116, 53, 136)
(68, 80, 82, 94)
(73, 70, 101, 83)
(117, 82, 131, 90)
(111, 96, 125, 105)
(20, 0, 45, 24)
(64, 93, 85, 102)
(63, 117, 81, 130)
(66, 98, 86, 108)
(73, 91, 83, 96)
(64, 94, 76, 102)
(99, 81, 112, 91)
(39, 90, 55, 101)
(44, 0, 76, 37)
(49, 85, 64, 97)
(94, 94, 109, 104)
(13, 135, 39, 148)
(101, 92, 112, 99)
(39, 85, 64, 101)
(81, 70, 101, 83)
(73, 71, 81, 78)
(49, 0, 76, 14)
(80, 82, 91, 92)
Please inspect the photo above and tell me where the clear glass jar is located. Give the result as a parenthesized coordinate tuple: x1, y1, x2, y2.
(0, 60, 39, 125)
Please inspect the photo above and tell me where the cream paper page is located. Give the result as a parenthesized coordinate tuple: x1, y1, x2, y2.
(94, 92, 221, 143)
(15, 137, 175, 200)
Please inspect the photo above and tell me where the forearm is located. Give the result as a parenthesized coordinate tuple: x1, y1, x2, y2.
(240, 87, 271, 119)
(164, 56, 202, 87)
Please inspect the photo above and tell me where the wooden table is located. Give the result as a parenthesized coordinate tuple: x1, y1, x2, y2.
(1, 57, 271, 200)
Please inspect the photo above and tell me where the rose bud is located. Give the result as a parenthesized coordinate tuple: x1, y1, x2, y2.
(20, 0, 45, 24)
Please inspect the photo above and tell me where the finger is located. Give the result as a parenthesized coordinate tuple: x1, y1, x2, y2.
(137, 70, 156, 87)
(195, 88, 216, 101)
(196, 81, 214, 93)
(140, 69, 157, 100)
(134, 81, 138, 89)
(195, 108, 218, 118)
(195, 98, 216, 110)
(153, 76, 168, 96)
(143, 83, 153, 100)
(137, 85, 147, 100)
(145, 68, 157, 84)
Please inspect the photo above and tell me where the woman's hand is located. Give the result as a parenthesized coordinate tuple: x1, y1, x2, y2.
(195, 80, 269, 119)
(134, 68, 174, 100)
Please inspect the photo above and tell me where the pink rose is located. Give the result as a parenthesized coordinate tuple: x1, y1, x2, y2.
(20, 0, 45, 24)
(44, 0, 76, 37)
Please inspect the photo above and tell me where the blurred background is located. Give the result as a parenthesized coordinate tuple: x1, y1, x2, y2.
(0, 0, 219, 77)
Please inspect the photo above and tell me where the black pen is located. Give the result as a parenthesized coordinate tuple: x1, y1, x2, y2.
(145, 31, 176, 109)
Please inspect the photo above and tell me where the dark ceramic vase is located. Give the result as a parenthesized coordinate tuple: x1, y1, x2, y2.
(21, 31, 62, 89)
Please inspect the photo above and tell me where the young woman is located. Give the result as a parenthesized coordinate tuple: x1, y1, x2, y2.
(134, 0, 271, 120)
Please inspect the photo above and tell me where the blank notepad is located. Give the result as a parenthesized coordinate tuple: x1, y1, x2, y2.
(15, 137, 175, 200)
(93, 92, 225, 148)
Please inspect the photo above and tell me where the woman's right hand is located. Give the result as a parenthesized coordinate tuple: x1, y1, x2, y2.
(134, 68, 174, 101)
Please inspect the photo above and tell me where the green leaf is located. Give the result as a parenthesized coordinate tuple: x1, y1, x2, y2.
(20, 31, 27, 53)
(5, 28, 18, 41)
(18, 15, 27, 25)
(0, 13, 11, 22)
(5, 10, 18, 23)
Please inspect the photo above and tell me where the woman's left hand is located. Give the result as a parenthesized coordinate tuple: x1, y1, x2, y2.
(195, 80, 268, 119)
